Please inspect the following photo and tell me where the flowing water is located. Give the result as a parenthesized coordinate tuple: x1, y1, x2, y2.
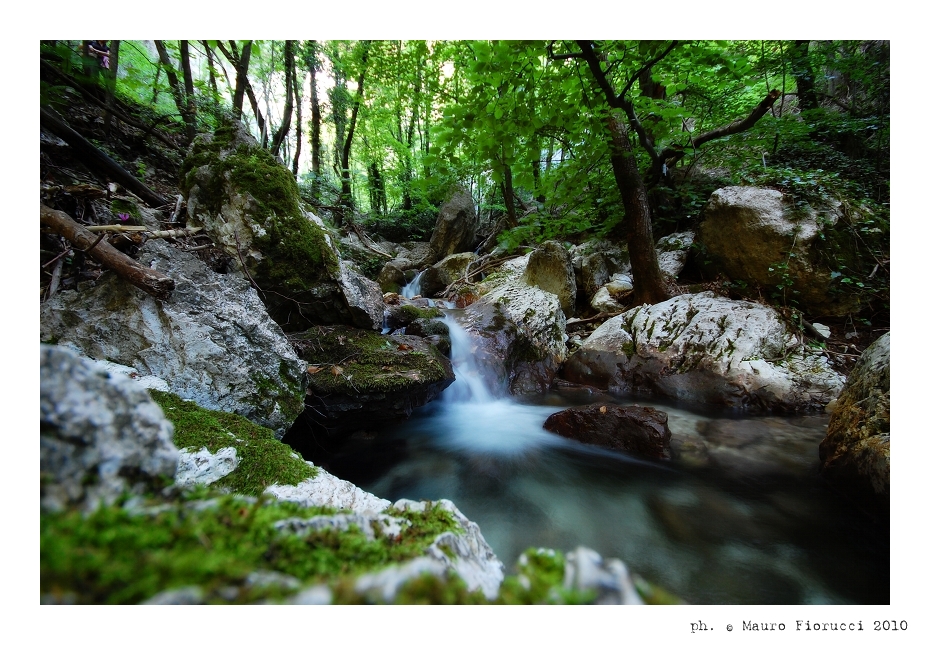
(322, 302, 889, 604)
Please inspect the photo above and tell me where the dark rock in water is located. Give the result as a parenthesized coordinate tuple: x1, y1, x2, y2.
(288, 325, 454, 447)
(543, 404, 671, 459)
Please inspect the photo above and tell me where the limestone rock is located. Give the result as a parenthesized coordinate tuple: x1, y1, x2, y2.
(819, 333, 890, 515)
(656, 231, 694, 278)
(175, 447, 240, 487)
(181, 120, 375, 331)
(428, 187, 478, 260)
(377, 260, 406, 294)
(591, 274, 634, 314)
(524, 241, 577, 316)
(40, 240, 307, 437)
(40, 344, 179, 512)
(571, 240, 631, 300)
(459, 255, 568, 395)
(265, 464, 392, 514)
(562, 546, 644, 605)
(336, 261, 386, 330)
(563, 292, 844, 412)
(543, 404, 671, 459)
(699, 186, 863, 316)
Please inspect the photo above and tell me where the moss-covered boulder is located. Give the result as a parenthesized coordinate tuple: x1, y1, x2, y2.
(288, 325, 455, 440)
(819, 333, 889, 517)
(181, 120, 383, 331)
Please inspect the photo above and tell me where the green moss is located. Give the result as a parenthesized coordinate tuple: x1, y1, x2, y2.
(40, 493, 466, 604)
(181, 125, 341, 300)
(149, 390, 315, 496)
(399, 304, 441, 320)
(496, 548, 597, 605)
(621, 341, 637, 359)
(294, 325, 450, 395)
(110, 198, 141, 225)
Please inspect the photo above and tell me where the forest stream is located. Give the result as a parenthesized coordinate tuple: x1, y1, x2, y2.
(317, 300, 889, 605)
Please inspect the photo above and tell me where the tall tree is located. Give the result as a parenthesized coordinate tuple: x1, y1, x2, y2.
(270, 40, 295, 157)
(306, 40, 323, 197)
(154, 40, 196, 143)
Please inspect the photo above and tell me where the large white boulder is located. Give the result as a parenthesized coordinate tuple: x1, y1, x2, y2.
(564, 292, 844, 411)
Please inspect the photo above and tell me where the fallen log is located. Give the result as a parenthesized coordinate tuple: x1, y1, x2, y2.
(40, 106, 169, 209)
(40, 204, 174, 300)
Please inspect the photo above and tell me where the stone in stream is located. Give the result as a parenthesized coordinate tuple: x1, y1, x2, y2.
(819, 332, 890, 517)
(543, 404, 672, 460)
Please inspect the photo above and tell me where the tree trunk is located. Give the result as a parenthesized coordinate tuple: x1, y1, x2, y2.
(501, 163, 519, 228)
(604, 113, 671, 304)
(231, 40, 252, 120)
(203, 41, 220, 111)
(339, 41, 372, 208)
(790, 40, 819, 111)
(154, 40, 195, 143)
(179, 40, 197, 137)
(40, 205, 175, 300)
(308, 41, 322, 198)
(292, 60, 303, 177)
(271, 40, 295, 157)
(103, 40, 120, 137)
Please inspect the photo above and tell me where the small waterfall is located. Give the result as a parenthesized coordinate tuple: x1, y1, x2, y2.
(441, 310, 495, 404)
(401, 271, 424, 299)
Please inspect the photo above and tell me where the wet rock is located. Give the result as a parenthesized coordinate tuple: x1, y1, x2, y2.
(459, 255, 567, 395)
(699, 186, 864, 316)
(40, 344, 179, 512)
(819, 332, 890, 516)
(428, 187, 478, 261)
(289, 325, 454, 437)
(377, 260, 406, 294)
(563, 292, 844, 412)
(543, 404, 672, 459)
(562, 547, 644, 604)
(40, 240, 307, 436)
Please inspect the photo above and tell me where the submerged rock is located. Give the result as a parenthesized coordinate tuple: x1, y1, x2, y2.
(563, 292, 844, 412)
(543, 404, 672, 459)
(40, 240, 307, 437)
(819, 333, 890, 516)
(40, 345, 179, 512)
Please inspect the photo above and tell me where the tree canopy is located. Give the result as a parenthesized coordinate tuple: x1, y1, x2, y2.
(40, 39, 889, 309)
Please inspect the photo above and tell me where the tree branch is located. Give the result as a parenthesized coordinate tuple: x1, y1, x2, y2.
(40, 204, 174, 300)
(658, 89, 782, 168)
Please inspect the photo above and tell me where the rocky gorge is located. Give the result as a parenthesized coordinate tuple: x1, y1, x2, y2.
(40, 106, 890, 605)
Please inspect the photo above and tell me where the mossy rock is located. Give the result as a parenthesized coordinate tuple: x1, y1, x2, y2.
(289, 325, 454, 434)
(182, 120, 352, 331)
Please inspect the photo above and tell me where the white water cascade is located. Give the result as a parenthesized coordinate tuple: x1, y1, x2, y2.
(400, 271, 424, 299)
